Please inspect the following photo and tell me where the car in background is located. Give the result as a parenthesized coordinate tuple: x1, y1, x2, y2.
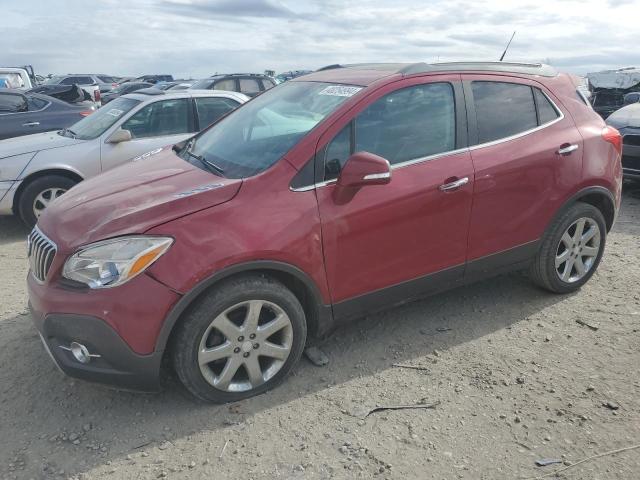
(0, 89, 248, 226)
(0, 67, 35, 89)
(167, 82, 194, 91)
(155, 81, 194, 91)
(190, 74, 276, 97)
(0, 90, 92, 140)
(587, 67, 640, 118)
(623, 92, 640, 106)
(132, 75, 174, 84)
(606, 103, 640, 180)
(43, 75, 102, 105)
(101, 82, 153, 105)
(275, 70, 312, 83)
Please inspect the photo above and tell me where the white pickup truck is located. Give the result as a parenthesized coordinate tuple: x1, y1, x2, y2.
(0, 67, 35, 89)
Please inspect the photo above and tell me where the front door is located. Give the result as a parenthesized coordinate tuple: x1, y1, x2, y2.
(315, 76, 474, 318)
(99, 97, 196, 172)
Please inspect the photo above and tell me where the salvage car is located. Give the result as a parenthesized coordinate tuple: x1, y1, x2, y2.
(606, 103, 640, 180)
(0, 89, 247, 226)
(100, 82, 153, 105)
(587, 67, 640, 118)
(26, 62, 622, 402)
(191, 73, 276, 97)
(0, 90, 92, 140)
(43, 75, 102, 105)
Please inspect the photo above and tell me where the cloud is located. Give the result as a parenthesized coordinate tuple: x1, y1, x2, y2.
(1, 0, 639, 77)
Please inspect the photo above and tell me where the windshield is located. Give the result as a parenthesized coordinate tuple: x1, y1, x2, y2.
(191, 78, 216, 89)
(63, 97, 140, 140)
(185, 81, 361, 178)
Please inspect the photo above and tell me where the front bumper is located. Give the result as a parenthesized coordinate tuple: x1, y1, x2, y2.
(30, 307, 164, 391)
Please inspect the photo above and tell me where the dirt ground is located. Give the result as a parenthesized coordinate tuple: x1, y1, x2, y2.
(1, 185, 639, 480)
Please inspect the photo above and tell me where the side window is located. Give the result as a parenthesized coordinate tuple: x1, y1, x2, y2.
(355, 82, 456, 165)
(471, 81, 538, 143)
(195, 97, 239, 128)
(261, 79, 275, 90)
(239, 78, 261, 95)
(60, 77, 77, 85)
(324, 123, 352, 180)
(213, 79, 236, 91)
(122, 98, 191, 139)
(27, 96, 48, 110)
(533, 88, 560, 125)
(77, 76, 94, 84)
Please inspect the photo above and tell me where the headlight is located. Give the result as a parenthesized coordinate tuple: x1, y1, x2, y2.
(63, 236, 173, 288)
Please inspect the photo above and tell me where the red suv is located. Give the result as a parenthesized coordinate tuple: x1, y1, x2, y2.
(28, 62, 622, 402)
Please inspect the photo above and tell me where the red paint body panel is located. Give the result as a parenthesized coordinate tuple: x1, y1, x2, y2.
(28, 270, 179, 354)
(38, 146, 240, 253)
(146, 160, 331, 302)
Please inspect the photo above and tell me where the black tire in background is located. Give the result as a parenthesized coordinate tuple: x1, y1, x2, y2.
(530, 202, 607, 293)
(171, 275, 307, 403)
(17, 175, 77, 228)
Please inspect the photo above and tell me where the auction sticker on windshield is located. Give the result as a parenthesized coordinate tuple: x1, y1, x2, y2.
(318, 85, 362, 97)
(106, 109, 124, 117)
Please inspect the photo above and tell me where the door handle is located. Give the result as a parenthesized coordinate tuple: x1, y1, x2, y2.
(439, 177, 469, 192)
(557, 144, 578, 155)
(22, 122, 40, 127)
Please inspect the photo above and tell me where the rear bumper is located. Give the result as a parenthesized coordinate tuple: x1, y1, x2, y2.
(30, 306, 164, 391)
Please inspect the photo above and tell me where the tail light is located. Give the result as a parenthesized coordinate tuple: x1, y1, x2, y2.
(602, 126, 622, 155)
(94, 89, 101, 102)
(79, 111, 93, 117)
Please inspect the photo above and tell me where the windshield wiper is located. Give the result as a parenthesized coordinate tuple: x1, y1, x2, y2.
(184, 148, 225, 176)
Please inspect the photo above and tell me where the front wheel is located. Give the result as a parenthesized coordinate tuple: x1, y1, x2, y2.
(17, 175, 77, 228)
(171, 275, 307, 403)
(530, 202, 607, 293)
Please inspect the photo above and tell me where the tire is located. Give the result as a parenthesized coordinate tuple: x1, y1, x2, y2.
(530, 202, 606, 293)
(171, 275, 307, 403)
(17, 175, 77, 228)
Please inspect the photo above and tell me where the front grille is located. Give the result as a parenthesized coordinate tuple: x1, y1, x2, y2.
(27, 227, 57, 283)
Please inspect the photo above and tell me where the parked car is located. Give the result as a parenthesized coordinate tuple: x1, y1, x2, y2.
(132, 75, 174, 84)
(101, 82, 153, 105)
(606, 103, 640, 180)
(0, 67, 35, 89)
(275, 70, 312, 83)
(27, 62, 622, 402)
(191, 73, 276, 97)
(0, 90, 92, 140)
(167, 82, 194, 91)
(587, 67, 640, 118)
(43, 75, 102, 105)
(623, 92, 640, 106)
(0, 89, 248, 226)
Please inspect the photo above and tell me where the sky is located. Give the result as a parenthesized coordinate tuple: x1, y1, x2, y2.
(2, 0, 639, 79)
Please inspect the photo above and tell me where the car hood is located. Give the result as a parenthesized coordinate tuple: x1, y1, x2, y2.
(38, 147, 242, 252)
(606, 103, 640, 129)
(0, 130, 85, 160)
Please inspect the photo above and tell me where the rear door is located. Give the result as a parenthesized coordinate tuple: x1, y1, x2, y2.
(315, 75, 474, 318)
(99, 97, 196, 171)
(462, 75, 583, 275)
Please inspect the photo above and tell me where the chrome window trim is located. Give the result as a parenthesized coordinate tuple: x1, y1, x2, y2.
(469, 88, 564, 152)
(290, 89, 565, 192)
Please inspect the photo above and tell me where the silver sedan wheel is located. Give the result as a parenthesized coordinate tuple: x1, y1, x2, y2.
(555, 217, 601, 283)
(198, 300, 293, 392)
(33, 187, 67, 218)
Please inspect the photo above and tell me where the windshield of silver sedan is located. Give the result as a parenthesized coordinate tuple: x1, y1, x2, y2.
(59, 97, 140, 140)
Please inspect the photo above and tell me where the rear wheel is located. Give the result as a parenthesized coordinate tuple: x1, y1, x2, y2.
(171, 275, 307, 403)
(530, 202, 606, 293)
(17, 175, 77, 228)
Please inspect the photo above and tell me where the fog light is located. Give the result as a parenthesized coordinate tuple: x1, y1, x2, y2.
(59, 342, 101, 364)
(70, 342, 91, 364)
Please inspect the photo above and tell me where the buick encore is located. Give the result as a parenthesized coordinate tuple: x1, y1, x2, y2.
(27, 62, 622, 402)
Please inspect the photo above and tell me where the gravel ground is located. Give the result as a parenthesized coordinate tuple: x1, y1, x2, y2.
(1, 185, 639, 480)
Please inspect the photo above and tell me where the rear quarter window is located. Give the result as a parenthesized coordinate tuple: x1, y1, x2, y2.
(471, 81, 538, 143)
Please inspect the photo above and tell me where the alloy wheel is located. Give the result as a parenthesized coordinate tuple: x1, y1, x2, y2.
(33, 187, 67, 218)
(555, 217, 601, 283)
(198, 300, 293, 392)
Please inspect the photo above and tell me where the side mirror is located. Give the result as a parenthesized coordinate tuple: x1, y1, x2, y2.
(106, 128, 132, 144)
(333, 151, 391, 204)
